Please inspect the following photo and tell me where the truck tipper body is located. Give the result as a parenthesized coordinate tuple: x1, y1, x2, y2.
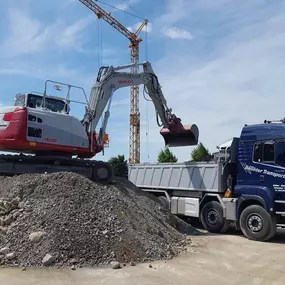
(128, 120, 285, 242)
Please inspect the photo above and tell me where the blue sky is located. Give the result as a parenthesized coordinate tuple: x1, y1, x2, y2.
(1, 0, 285, 163)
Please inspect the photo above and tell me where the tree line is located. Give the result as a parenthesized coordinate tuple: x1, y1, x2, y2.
(108, 142, 213, 178)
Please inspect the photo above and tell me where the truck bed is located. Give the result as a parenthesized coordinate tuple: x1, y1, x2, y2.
(128, 162, 223, 193)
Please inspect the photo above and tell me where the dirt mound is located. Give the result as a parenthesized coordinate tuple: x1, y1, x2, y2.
(0, 172, 197, 268)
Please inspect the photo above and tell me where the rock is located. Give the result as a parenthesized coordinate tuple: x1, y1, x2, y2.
(70, 258, 77, 264)
(71, 265, 76, 270)
(12, 211, 20, 220)
(0, 247, 9, 255)
(42, 254, 55, 266)
(18, 202, 25, 209)
(29, 231, 46, 243)
(24, 205, 32, 212)
(148, 264, 153, 268)
(6, 252, 16, 260)
(11, 197, 21, 207)
(21, 267, 26, 271)
(2, 216, 13, 226)
(0, 226, 8, 234)
(111, 261, 121, 269)
(102, 230, 109, 235)
(130, 261, 136, 266)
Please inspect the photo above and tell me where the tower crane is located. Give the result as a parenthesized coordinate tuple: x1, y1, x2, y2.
(79, 0, 148, 163)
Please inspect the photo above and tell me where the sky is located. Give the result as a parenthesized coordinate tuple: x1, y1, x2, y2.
(1, 0, 285, 163)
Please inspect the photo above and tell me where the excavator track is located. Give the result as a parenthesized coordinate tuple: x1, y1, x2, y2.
(0, 154, 114, 183)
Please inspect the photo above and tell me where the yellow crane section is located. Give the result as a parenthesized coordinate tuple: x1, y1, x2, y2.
(79, 0, 148, 164)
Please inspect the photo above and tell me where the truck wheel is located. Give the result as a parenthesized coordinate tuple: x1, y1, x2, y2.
(157, 196, 170, 210)
(220, 219, 230, 233)
(239, 205, 272, 242)
(264, 215, 276, 241)
(201, 201, 228, 233)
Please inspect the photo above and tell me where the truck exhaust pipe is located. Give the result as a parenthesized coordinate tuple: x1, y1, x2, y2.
(160, 124, 199, 147)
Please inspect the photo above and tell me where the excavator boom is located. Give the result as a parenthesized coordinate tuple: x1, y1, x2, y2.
(84, 61, 199, 150)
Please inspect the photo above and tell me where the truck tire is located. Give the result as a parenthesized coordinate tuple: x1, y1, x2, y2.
(158, 196, 170, 210)
(264, 215, 277, 241)
(220, 219, 230, 233)
(239, 205, 273, 242)
(201, 201, 229, 233)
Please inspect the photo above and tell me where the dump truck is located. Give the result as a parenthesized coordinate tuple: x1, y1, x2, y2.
(128, 120, 285, 242)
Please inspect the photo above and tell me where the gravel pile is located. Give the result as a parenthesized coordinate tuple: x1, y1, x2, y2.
(0, 172, 197, 268)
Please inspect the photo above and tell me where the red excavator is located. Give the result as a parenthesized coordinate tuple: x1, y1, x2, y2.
(0, 61, 199, 182)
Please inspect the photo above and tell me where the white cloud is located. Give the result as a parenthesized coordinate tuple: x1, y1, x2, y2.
(112, 98, 130, 107)
(0, 8, 93, 57)
(0, 68, 28, 76)
(161, 27, 193, 40)
(155, 0, 189, 26)
(137, 8, 285, 162)
(55, 16, 94, 49)
(114, 0, 141, 11)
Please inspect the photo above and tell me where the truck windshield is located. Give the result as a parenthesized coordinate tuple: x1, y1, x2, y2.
(27, 94, 67, 113)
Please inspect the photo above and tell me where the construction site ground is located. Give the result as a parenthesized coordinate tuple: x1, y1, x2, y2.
(1, 228, 285, 285)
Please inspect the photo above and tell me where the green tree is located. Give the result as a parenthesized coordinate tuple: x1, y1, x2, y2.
(157, 148, 178, 163)
(108, 154, 128, 178)
(191, 142, 213, 162)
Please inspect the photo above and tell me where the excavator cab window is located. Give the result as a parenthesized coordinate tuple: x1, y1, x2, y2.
(26, 94, 67, 113)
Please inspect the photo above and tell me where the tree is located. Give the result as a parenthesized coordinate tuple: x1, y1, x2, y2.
(108, 154, 128, 178)
(191, 142, 213, 162)
(157, 148, 178, 163)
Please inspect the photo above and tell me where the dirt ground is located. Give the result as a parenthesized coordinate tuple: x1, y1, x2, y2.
(1, 229, 285, 285)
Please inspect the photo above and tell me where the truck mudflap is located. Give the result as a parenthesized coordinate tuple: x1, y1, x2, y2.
(160, 124, 199, 147)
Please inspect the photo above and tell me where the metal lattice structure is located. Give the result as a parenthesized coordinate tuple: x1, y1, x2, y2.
(79, 0, 148, 163)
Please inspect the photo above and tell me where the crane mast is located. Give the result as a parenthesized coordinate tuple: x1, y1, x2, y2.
(79, 0, 148, 163)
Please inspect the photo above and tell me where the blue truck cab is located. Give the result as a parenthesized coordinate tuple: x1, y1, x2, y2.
(226, 119, 285, 241)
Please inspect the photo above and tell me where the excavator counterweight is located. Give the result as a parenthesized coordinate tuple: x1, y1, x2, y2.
(160, 124, 199, 147)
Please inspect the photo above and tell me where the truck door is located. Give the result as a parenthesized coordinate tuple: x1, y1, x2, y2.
(253, 140, 285, 192)
(253, 141, 275, 185)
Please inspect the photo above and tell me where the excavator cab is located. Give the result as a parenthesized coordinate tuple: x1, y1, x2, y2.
(160, 124, 199, 147)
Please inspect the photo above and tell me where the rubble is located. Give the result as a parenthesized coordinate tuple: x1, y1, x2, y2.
(0, 247, 9, 255)
(111, 261, 121, 269)
(6, 252, 16, 260)
(42, 254, 55, 266)
(29, 231, 46, 243)
(0, 172, 198, 268)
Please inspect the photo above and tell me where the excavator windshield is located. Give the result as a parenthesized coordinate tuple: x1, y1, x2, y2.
(26, 94, 68, 113)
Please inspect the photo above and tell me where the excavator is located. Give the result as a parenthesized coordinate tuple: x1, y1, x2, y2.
(0, 61, 199, 183)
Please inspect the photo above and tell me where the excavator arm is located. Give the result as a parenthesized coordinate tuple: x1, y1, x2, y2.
(83, 61, 199, 152)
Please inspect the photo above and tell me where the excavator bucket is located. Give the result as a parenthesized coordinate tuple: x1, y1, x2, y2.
(160, 124, 199, 147)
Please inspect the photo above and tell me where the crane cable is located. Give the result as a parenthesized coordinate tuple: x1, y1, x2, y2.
(144, 24, 150, 162)
(96, 0, 145, 21)
(97, 17, 104, 128)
